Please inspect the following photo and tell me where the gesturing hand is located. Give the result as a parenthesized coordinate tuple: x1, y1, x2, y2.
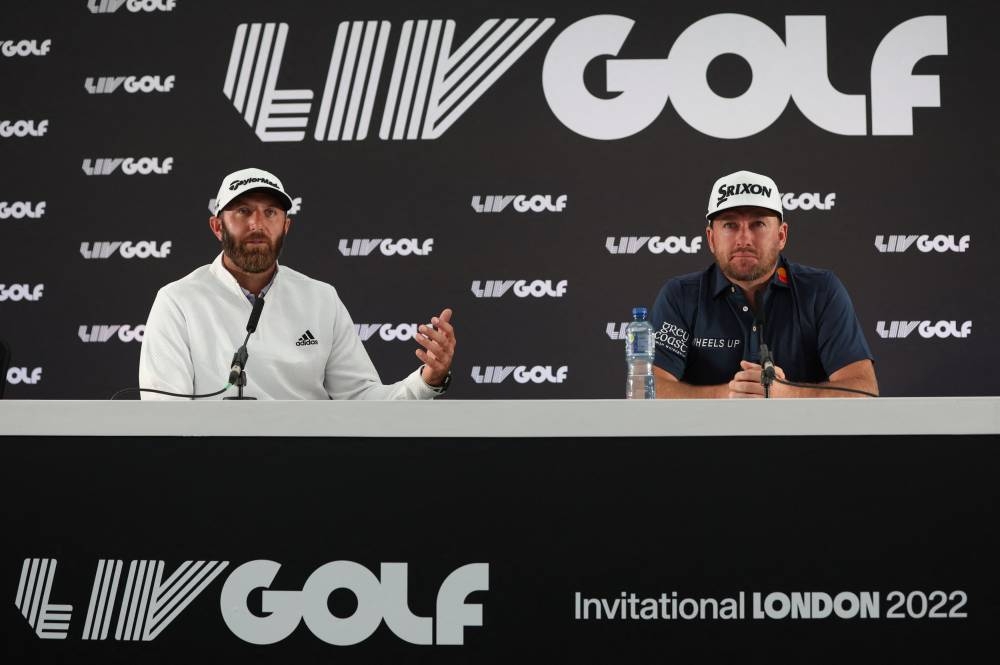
(416, 308, 455, 387)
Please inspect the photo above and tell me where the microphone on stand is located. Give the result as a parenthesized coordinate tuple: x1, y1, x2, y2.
(756, 315, 775, 398)
(108, 296, 268, 400)
(759, 344, 776, 398)
(225, 296, 265, 400)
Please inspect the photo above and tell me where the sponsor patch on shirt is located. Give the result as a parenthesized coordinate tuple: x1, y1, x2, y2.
(692, 337, 742, 350)
(654, 322, 690, 359)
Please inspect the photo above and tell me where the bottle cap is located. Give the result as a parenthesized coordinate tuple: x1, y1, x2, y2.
(632, 307, 648, 320)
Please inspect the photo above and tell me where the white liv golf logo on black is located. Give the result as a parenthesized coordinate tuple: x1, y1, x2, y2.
(79, 241, 172, 259)
(14, 558, 488, 645)
(605, 236, 702, 255)
(223, 15, 946, 142)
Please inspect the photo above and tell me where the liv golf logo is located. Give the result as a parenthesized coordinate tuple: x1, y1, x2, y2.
(1, 39, 51, 57)
(223, 19, 554, 141)
(0, 120, 48, 137)
(472, 365, 568, 384)
(80, 241, 172, 259)
(13, 557, 487, 645)
(224, 15, 946, 141)
(471, 195, 567, 213)
(82, 158, 173, 176)
(354, 323, 422, 341)
(85, 75, 175, 94)
(0, 284, 44, 301)
(339, 238, 433, 256)
(88, 0, 176, 13)
(471, 280, 567, 298)
(876, 320, 972, 339)
(0, 201, 46, 219)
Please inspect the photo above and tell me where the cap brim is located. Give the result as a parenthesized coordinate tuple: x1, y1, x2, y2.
(217, 186, 293, 214)
(707, 200, 783, 222)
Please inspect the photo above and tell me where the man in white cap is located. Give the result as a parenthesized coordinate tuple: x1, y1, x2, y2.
(138, 167, 454, 400)
(651, 170, 877, 398)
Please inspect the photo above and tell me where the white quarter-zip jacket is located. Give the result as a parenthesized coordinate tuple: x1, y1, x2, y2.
(138, 253, 438, 400)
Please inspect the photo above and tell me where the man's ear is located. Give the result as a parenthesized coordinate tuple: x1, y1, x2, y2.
(209, 216, 223, 241)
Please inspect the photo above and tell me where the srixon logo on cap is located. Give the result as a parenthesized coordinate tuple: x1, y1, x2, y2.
(716, 182, 773, 207)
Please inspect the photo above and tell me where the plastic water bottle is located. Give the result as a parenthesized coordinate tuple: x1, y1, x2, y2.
(625, 307, 656, 399)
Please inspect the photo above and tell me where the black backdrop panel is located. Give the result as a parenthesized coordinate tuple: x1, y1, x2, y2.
(2, 434, 997, 663)
(1, 1, 998, 398)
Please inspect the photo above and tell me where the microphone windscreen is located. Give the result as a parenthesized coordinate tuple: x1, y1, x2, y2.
(246, 296, 266, 333)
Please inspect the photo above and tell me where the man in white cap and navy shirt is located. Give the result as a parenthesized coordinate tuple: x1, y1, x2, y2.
(651, 170, 877, 398)
(138, 167, 454, 399)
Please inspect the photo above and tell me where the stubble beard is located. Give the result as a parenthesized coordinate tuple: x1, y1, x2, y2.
(719, 246, 780, 283)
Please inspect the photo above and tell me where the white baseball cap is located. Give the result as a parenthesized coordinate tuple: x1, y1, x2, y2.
(706, 170, 783, 222)
(213, 167, 293, 215)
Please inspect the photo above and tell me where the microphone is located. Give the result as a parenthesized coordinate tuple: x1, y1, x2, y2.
(759, 344, 776, 382)
(246, 295, 265, 334)
(756, 315, 776, 397)
(227, 296, 265, 389)
(108, 296, 267, 401)
(227, 348, 248, 386)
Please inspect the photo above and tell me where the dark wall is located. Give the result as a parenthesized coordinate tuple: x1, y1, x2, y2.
(2, 1, 996, 398)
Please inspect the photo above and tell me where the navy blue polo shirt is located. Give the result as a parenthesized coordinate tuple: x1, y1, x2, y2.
(651, 256, 873, 385)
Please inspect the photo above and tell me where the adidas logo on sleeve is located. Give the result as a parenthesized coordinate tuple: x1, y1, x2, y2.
(295, 330, 318, 346)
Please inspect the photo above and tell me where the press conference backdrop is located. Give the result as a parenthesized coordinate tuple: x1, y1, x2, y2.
(1, 0, 997, 398)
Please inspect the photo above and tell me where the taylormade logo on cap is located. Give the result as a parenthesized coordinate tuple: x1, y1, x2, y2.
(706, 170, 783, 221)
(228, 176, 280, 191)
(214, 167, 293, 215)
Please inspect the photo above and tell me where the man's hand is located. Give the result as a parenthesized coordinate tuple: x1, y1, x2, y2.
(416, 308, 455, 386)
(728, 360, 786, 398)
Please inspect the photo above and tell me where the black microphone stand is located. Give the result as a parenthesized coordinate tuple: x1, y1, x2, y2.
(224, 296, 265, 400)
(759, 344, 776, 399)
(756, 317, 775, 399)
(225, 341, 254, 400)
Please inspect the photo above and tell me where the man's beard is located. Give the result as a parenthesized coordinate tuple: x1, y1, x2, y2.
(718, 246, 780, 283)
(221, 225, 284, 273)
